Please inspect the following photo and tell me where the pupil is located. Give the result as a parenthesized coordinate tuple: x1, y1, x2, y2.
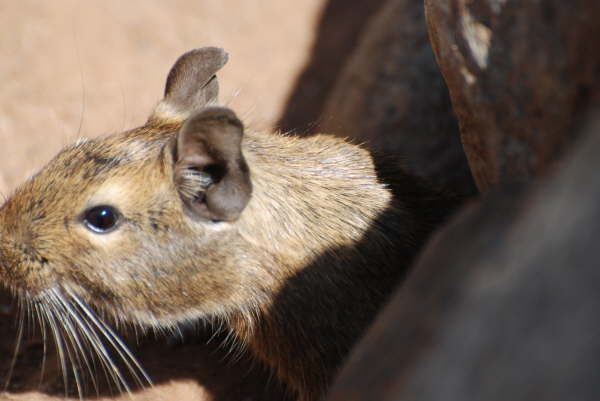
(96, 209, 112, 227)
(85, 205, 118, 233)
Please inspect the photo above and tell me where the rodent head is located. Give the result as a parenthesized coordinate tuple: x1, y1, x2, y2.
(0, 47, 256, 326)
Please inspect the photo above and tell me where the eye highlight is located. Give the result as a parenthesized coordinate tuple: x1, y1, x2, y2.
(83, 205, 120, 233)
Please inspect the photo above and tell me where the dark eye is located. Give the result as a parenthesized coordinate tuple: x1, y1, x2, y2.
(83, 205, 120, 233)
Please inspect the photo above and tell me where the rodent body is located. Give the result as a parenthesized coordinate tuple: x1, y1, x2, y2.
(0, 48, 455, 401)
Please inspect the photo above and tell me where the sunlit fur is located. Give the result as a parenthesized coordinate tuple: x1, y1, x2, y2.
(0, 80, 454, 401)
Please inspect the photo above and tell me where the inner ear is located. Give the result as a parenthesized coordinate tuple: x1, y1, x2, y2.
(174, 107, 252, 222)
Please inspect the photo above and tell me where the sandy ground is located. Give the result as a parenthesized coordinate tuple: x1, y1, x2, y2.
(0, 1, 326, 400)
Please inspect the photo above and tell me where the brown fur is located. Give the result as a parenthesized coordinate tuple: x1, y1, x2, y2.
(0, 48, 457, 401)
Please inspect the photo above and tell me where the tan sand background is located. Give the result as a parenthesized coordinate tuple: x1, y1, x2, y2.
(0, 0, 325, 194)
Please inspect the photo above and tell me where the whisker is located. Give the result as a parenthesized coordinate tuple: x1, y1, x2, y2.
(52, 290, 115, 396)
(3, 294, 25, 391)
(33, 303, 48, 388)
(71, 23, 86, 139)
(47, 289, 125, 395)
(46, 292, 93, 399)
(63, 326, 84, 400)
(40, 305, 70, 395)
(10, 286, 153, 398)
(25, 297, 35, 338)
(64, 287, 152, 389)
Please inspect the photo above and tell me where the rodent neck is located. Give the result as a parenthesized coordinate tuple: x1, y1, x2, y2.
(231, 202, 412, 401)
(226, 131, 408, 400)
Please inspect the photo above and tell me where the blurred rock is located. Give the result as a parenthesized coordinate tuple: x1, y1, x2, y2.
(426, 0, 600, 192)
(326, 109, 600, 401)
(277, 0, 387, 135)
(320, 0, 476, 197)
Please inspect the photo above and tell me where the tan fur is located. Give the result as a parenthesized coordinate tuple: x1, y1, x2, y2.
(0, 49, 455, 401)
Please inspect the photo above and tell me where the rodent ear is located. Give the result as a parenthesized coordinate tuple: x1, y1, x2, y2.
(174, 107, 252, 222)
(151, 47, 229, 121)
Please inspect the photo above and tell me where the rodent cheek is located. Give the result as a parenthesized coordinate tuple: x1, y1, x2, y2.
(75, 224, 129, 251)
(0, 239, 57, 294)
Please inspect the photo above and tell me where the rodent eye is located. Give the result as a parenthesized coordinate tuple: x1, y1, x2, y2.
(83, 205, 120, 233)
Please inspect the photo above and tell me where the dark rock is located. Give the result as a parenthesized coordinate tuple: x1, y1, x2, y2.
(426, 0, 600, 192)
(319, 0, 476, 197)
(277, 0, 387, 135)
(326, 110, 600, 400)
